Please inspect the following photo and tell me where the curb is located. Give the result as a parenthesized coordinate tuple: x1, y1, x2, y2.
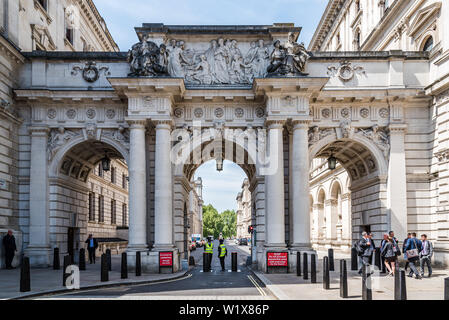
(249, 269, 291, 300)
(7, 269, 191, 300)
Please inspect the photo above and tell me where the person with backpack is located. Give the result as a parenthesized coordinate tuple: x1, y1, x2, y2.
(404, 232, 422, 279)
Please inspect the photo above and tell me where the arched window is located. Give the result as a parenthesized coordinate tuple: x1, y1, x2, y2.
(422, 36, 434, 52)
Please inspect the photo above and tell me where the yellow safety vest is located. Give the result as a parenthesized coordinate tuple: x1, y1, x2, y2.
(219, 244, 226, 257)
(205, 242, 214, 253)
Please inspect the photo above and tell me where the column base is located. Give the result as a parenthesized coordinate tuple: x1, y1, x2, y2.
(126, 244, 149, 253)
(24, 246, 51, 268)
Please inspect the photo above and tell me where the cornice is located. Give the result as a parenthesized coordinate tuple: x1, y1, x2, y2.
(0, 34, 25, 64)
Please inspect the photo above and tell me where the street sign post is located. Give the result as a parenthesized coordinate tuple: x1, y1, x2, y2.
(266, 252, 289, 273)
(159, 251, 174, 274)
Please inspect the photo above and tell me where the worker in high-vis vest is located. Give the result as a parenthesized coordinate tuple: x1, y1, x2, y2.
(218, 239, 227, 271)
(205, 237, 214, 271)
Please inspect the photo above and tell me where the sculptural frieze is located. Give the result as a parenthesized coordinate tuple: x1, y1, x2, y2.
(48, 126, 80, 161)
(72, 61, 110, 83)
(327, 60, 365, 82)
(127, 34, 309, 84)
(308, 126, 334, 145)
(358, 125, 390, 157)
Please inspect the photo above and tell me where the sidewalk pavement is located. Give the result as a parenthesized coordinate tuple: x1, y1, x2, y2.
(252, 250, 448, 300)
(0, 255, 188, 300)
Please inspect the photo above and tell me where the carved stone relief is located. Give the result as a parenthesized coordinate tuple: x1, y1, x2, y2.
(47, 126, 81, 161)
(358, 125, 390, 157)
(72, 61, 110, 83)
(308, 126, 335, 146)
(327, 60, 366, 82)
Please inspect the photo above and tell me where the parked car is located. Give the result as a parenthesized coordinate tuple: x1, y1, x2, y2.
(234, 238, 239, 245)
(239, 238, 248, 246)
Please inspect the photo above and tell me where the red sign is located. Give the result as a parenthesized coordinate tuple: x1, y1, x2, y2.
(159, 252, 173, 267)
(267, 252, 288, 267)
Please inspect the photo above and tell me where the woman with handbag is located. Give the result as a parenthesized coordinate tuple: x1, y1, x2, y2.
(404, 232, 423, 279)
(381, 237, 398, 276)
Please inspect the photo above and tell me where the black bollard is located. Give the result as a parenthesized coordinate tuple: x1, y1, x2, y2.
(20, 257, 31, 292)
(381, 255, 386, 274)
(303, 252, 308, 280)
(362, 264, 372, 300)
(351, 248, 358, 271)
(232, 252, 237, 272)
(311, 254, 317, 283)
(106, 249, 112, 271)
(323, 256, 330, 290)
(399, 270, 407, 300)
(189, 256, 195, 266)
(135, 251, 141, 276)
(445, 277, 449, 300)
(394, 265, 401, 300)
(101, 254, 108, 282)
(340, 259, 348, 298)
(121, 252, 128, 279)
(62, 255, 70, 287)
(53, 247, 60, 270)
(296, 252, 301, 276)
(203, 252, 207, 272)
(79, 248, 86, 271)
(328, 249, 335, 271)
(374, 248, 381, 270)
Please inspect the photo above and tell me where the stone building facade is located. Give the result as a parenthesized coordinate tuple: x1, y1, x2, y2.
(188, 177, 203, 238)
(309, 0, 449, 265)
(0, 0, 117, 268)
(236, 178, 251, 240)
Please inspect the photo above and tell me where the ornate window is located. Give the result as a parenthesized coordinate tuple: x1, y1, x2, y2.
(122, 203, 128, 226)
(422, 36, 434, 52)
(111, 200, 116, 225)
(88, 192, 95, 222)
(98, 195, 104, 222)
(111, 166, 116, 184)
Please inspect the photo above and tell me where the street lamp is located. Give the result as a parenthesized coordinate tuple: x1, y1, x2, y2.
(101, 155, 111, 171)
(216, 157, 223, 172)
(327, 154, 337, 170)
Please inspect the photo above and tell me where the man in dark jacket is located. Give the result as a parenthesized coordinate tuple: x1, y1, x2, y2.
(402, 233, 412, 271)
(85, 234, 98, 264)
(2, 230, 17, 269)
(358, 231, 374, 275)
(404, 232, 422, 279)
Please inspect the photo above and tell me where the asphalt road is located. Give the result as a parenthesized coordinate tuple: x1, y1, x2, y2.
(38, 240, 274, 300)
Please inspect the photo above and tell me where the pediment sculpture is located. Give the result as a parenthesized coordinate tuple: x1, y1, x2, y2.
(127, 33, 309, 84)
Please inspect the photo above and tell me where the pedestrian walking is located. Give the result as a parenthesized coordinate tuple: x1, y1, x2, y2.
(381, 236, 398, 276)
(402, 233, 412, 271)
(218, 239, 227, 271)
(380, 233, 389, 271)
(419, 234, 433, 278)
(2, 230, 17, 269)
(85, 234, 98, 264)
(404, 232, 422, 279)
(357, 231, 374, 275)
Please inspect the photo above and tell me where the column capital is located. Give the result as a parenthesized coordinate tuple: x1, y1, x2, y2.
(265, 120, 285, 129)
(389, 123, 407, 133)
(325, 199, 338, 206)
(153, 119, 174, 130)
(29, 125, 49, 135)
(126, 119, 147, 129)
(292, 120, 311, 130)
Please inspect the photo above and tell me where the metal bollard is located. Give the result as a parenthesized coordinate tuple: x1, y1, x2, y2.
(62, 255, 70, 287)
(340, 259, 348, 298)
(121, 252, 128, 279)
(374, 248, 381, 270)
(135, 251, 141, 276)
(203, 252, 207, 272)
(445, 277, 449, 300)
(351, 248, 358, 271)
(328, 249, 335, 271)
(101, 254, 108, 282)
(311, 254, 317, 284)
(296, 251, 301, 276)
(20, 257, 31, 292)
(232, 252, 238, 272)
(79, 248, 86, 271)
(399, 270, 407, 300)
(106, 249, 112, 271)
(394, 265, 401, 300)
(362, 264, 372, 300)
(53, 247, 60, 270)
(323, 256, 330, 290)
(302, 252, 308, 280)
(189, 255, 195, 266)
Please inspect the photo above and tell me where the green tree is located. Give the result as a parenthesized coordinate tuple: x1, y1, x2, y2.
(202, 204, 219, 238)
(202, 204, 237, 239)
(221, 209, 237, 239)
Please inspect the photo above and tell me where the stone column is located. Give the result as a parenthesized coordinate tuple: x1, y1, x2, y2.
(265, 121, 286, 247)
(154, 121, 174, 250)
(387, 124, 408, 241)
(325, 199, 338, 244)
(25, 126, 51, 267)
(341, 193, 351, 245)
(127, 120, 148, 252)
(291, 120, 311, 249)
(312, 204, 322, 242)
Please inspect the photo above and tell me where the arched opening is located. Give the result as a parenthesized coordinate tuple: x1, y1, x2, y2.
(309, 134, 387, 252)
(50, 137, 129, 261)
(422, 36, 434, 52)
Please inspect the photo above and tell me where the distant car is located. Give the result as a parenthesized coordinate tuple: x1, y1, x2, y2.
(239, 238, 248, 246)
(234, 238, 239, 245)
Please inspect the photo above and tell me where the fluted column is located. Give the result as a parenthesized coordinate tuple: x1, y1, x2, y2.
(26, 126, 51, 267)
(291, 120, 311, 249)
(154, 121, 174, 250)
(265, 121, 286, 247)
(127, 120, 148, 251)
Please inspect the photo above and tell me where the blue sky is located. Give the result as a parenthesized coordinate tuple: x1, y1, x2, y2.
(94, 0, 328, 51)
(93, 0, 328, 212)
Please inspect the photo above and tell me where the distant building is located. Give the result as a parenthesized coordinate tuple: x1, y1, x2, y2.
(189, 177, 203, 238)
(236, 179, 251, 239)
